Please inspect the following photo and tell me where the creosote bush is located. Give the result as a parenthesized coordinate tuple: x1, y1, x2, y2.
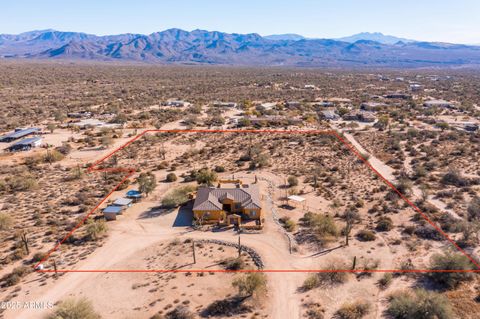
(387, 289, 452, 319)
(47, 298, 101, 319)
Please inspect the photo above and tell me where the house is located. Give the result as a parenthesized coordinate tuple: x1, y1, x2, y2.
(384, 93, 412, 99)
(245, 116, 302, 127)
(0, 127, 40, 142)
(320, 109, 339, 121)
(213, 101, 237, 108)
(67, 111, 92, 118)
(343, 110, 376, 123)
(103, 206, 123, 221)
(409, 84, 423, 91)
(423, 99, 454, 108)
(285, 101, 301, 108)
(360, 102, 387, 112)
(70, 119, 122, 129)
(192, 183, 262, 226)
(7, 137, 42, 152)
(163, 100, 191, 107)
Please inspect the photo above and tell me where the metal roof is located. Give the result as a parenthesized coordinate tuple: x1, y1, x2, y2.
(103, 206, 123, 214)
(113, 198, 132, 206)
(11, 136, 42, 146)
(0, 127, 40, 141)
(193, 185, 261, 211)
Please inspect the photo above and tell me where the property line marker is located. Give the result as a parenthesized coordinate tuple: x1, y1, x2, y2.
(34, 129, 480, 273)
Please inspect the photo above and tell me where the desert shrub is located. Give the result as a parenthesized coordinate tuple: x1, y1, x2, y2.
(428, 252, 473, 289)
(378, 273, 393, 289)
(43, 149, 65, 163)
(85, 220, 107, 241)
(283, 219, 297, 232)
(467, 196, 480, 221)
(0, 212, 13, 230)
(317, 261, 349, 287)
(32, 252, 47, 263)
(335, 300, 371, 319)
(202, 297, 251, 317)
(165, 305, 195, 319)
(232, 273, 267, 298)
(287, 175, 299, 187)
(221, 257, 245, 270)
(304, 302, 325, 319)
(376, 216, 393, 231)
(6, 174, 38, 192)
(414, 226, 443, 241)
(300, 274, 321, 291)
(1, 266, 31, 287)
(195, 168, 217, 186)
(441, 169, 469, 187)
(214, 165, 225, 173)
(356, 229, 376, 241)
(165, 173, 178, 182)
(161, 185, 196, 208)
(301, 212, 338, 243)
(387, 289, 452, 319)
(47, 298, 101, 319)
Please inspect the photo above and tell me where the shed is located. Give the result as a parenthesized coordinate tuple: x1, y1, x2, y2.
(287, 195, 307, 211)
(103, 206, 122, 221)
(113, 197, 133, 209)
(7, 137, 43, 152)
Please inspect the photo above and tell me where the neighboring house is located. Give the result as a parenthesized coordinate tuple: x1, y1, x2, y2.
(103, 206, 123, 221)
(360, 102, 387, 112)
(343, 110, 376, 123)
(67, 111, 92, 118)
(69, 119, 122, 129)
(192, 183, 262, 226)
(285, 101, 301, 108)
(162, 100, 191, 107)
(320, 109, 339, 121)
(213, 101, 237, 108)
(384, 93, 412, 99)
(7, 137, 42, 152)
(0, 127, 41, 143)
(423, 99, 455, 108)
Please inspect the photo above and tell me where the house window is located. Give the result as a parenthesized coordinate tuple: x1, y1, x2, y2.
(250, 211, 257, 217)
(235, 203, 241, 209)
(204, 212, 210, 217)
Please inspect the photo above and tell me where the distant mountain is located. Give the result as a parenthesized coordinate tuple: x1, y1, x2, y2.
(337, 32, 415, 45)
(264, 34, 305, 41)
(1, 28, 480, 68)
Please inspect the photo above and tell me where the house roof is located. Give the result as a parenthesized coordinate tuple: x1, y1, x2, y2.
(113, 197, 132, 206)
(193, 185, 261, 211)
(126, 190, 142, 198)
(10, 137, 42, 147)
(103, 206, 122, 214)
(0, 127, 40, 141)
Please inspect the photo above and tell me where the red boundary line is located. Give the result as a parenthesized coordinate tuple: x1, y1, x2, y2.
(34, 129, 480, 273)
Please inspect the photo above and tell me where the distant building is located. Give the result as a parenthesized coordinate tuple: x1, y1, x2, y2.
(409, 84, 423, 91)
(313, 101, 334, 108)
(244, 116, 302, 127)
(70, 119, 122, 129)
(162, 100, 191, 107)
(360, 102, 387, 112)
(7, 137, 42, 152)
(343, 110, 376, 123)
(285, 101, 301, 108)
(0, 127, 40, 143)
(423, 99, 455, 108)
(320, 109, 339, 121)
(67, 111, 92, 118)
(213, 101, 237, 108)
(385, 93, 412, 99)
(103, 206, 123, 221)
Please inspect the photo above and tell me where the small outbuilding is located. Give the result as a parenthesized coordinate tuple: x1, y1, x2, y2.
(103, 206, 123, 221)
(7, 137, 43, 152)
(112, 197, 133, 210)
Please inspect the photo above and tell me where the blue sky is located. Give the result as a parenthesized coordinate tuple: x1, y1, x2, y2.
(1, 0, 479, 43)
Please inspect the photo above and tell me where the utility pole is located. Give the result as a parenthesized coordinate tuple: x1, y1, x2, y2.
(53, 259, 58, 278)
(238, 236, 241, 258)
(192, 240, 196, 264)
(352, 256, 357, 270)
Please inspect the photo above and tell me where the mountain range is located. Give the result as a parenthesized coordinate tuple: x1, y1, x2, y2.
(1, 29, 480, 68)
